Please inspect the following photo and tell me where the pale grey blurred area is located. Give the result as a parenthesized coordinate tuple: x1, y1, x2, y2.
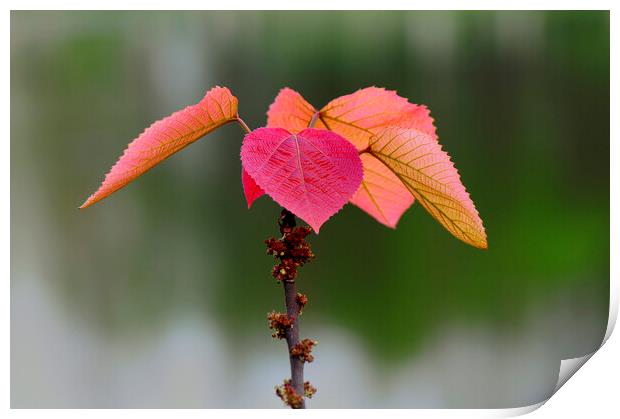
(11, 11, 609, 408)
(11, 275, 603, 408)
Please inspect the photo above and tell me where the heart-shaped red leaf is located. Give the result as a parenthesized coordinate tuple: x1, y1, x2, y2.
(241, 127, 363, 232)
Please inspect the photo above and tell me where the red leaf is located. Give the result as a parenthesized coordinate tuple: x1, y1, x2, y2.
(80, 86, 238, 208)
(241, 127, 363, 232)
(241, 167, 264, 208)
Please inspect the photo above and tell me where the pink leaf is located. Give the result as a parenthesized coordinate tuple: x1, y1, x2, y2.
(349, 153, 414, 228)
(241, 127, 363, 232)
(241, 167, 265, 208)
(80, 86, 238, 208)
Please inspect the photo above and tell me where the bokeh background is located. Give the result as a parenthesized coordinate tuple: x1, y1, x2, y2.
(11, 11, 609, 408)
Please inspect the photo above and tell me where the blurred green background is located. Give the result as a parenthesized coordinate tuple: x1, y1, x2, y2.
(11, 11, 609, 408)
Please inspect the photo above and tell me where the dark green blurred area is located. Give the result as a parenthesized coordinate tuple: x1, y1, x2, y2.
(11, 10, 608, 389)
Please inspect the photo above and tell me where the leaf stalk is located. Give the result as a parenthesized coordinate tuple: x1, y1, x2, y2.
(236, 116, 252, 134)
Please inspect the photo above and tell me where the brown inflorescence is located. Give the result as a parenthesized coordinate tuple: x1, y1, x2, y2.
(265, 225, 314, 283)
(304, 381, 317, 399)
(267, 311, 294, 339)
(275, 379, 304, 409)
(290, 338, 318, 363)
(296, 293, 308, 314)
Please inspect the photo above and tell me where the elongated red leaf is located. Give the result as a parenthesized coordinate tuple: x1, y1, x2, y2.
(241, 127, 363, 232)
(369, 127, 487, 249)
(80, 86, 238, 208)
(241, 167, 264, 208)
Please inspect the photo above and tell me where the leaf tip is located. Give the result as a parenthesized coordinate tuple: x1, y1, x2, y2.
(79, 195, 96, 209)
(385, 220, 399, 229)
(464, 227, 488, 249)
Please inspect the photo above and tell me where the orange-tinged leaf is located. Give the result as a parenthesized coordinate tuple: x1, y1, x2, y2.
(369, 127, 487, 248)
(80, 86, 238, 209)
(266, 88, 321, 134)
(266, 86, 436, 143)
(394, 103, 437, 139)
(319, 87, 434, 150)
(350, 154, 414, 228)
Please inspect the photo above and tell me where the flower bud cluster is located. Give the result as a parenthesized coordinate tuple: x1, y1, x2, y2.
(267, 311, 294, 339)
(265, 226, 314, 282)
(275, 379, 304, 409)
(291, 338, 318, 363)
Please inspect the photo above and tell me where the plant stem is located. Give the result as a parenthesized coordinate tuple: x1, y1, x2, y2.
(267, 209, 316, 408)
(278, 210, 305, 408)
(283, 279, 305, 408)
(308, 112, 320, 128)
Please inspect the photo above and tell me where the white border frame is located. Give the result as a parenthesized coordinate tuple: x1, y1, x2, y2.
(4, 3, 617, 417)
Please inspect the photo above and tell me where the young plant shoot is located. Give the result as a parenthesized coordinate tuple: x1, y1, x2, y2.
(81, 86, 487, 408)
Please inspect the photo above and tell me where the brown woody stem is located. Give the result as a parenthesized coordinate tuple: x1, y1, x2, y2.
(284, 280, 305, 407)
(267, 209, 316, 408)
(279, 210, 305, 408)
